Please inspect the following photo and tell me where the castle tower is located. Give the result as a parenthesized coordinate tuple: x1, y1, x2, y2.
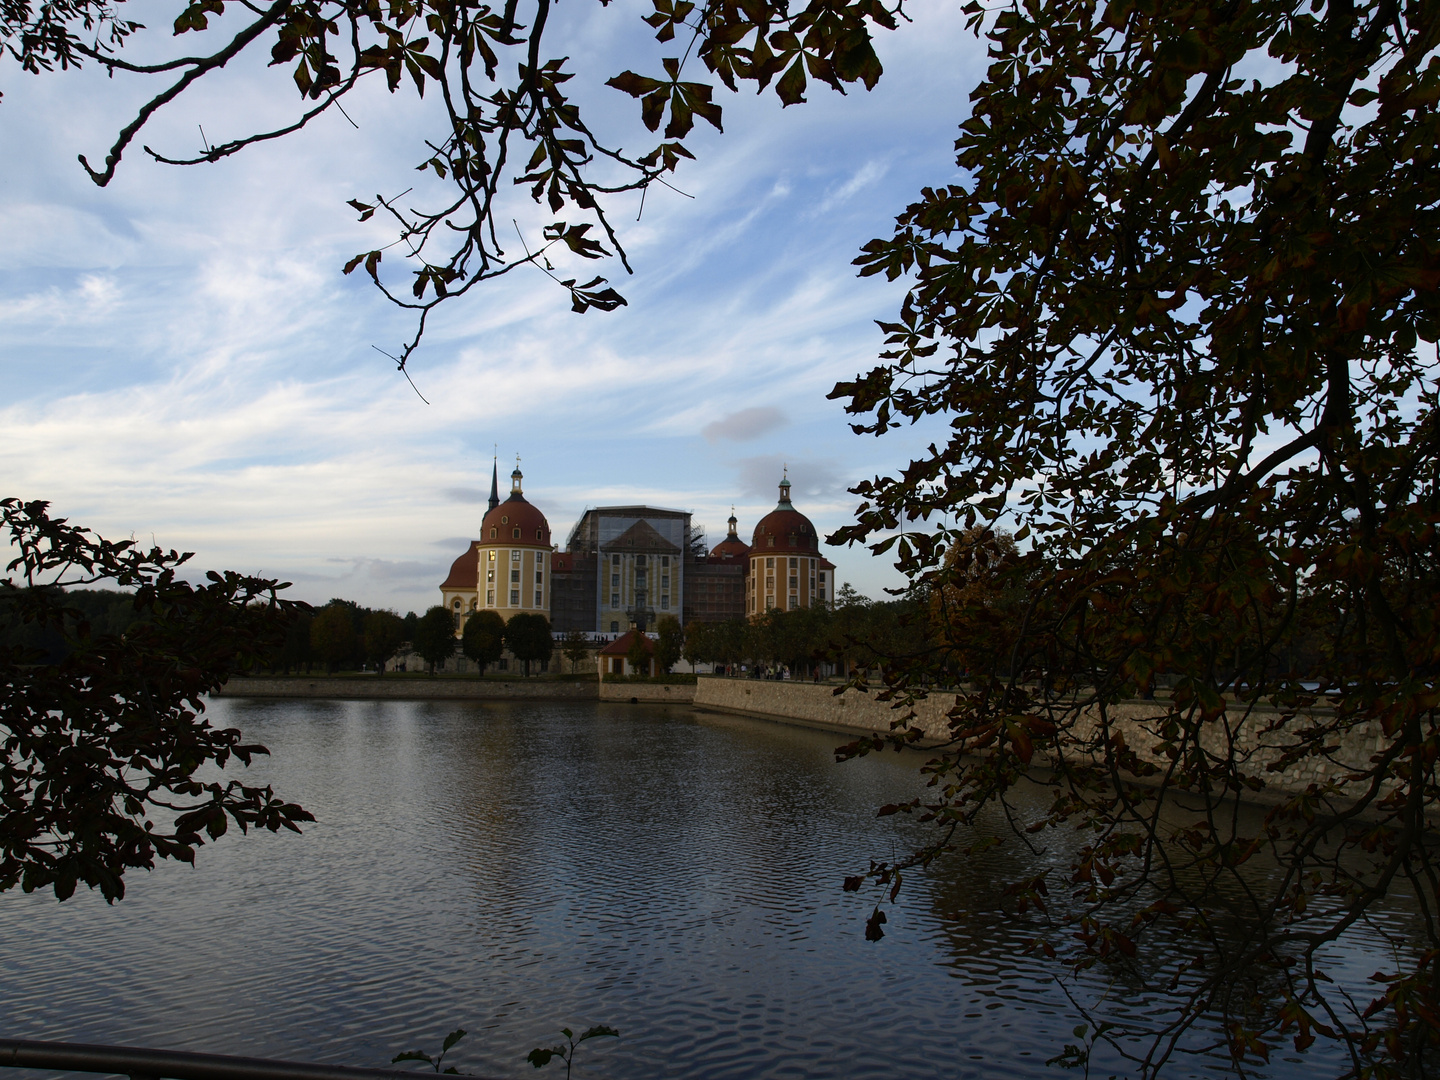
(477, 462, 552, 621)
(747, 472, 828, 614)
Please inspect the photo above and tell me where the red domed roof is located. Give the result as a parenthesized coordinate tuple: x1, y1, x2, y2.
(480, 469, 551, 546)
(710, 510, 750, 562)
(441, 541, 481, 589)
(710, 536, 750, 561)
(482, 495, 551, 545)
(751, 477, 819, 554)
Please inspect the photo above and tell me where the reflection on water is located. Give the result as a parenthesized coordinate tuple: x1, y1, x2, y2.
(0, 700, 1413, 1078)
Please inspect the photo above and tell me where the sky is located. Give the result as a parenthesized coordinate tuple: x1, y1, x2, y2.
(1, 0, 985, 613)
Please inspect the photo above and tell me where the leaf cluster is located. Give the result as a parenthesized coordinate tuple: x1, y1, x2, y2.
(826, 1, 1440, 1073)
(1, 498, 314, 903)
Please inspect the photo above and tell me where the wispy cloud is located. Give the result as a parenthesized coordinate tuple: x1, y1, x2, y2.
(0, 0, 982, 609)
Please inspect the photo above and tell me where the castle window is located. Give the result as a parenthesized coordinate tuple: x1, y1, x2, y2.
(502, 515, 509, 524)
(489, 551, 496, 561)
(513, 527, 520, 539)
(511, 550, 521, 562)
(510, 589, 520, 605)
(487, 568, 494, 582)
(766, 558, 774, 568)
(536, 528, 543, 540)
(790, 557, 797, 568)
(535, 570, 544, 584)
(610, 622, 619, 633)
(490, 527, 497, 539)
(661, 575, 669, 589)
(789, 576, 798, 589)
(453, 599, 461, 610)
(487, 590, 495, 605)
(611, 573, 619, 587)
(511, 569, 520, 583)
(662, 556, 670, 567)
(611, 593, 619, 607)
(767, 536, 774, 548)
(612, 554, 620, 567)
(534, 591, 543, 606)
(788, 596, 798, 610)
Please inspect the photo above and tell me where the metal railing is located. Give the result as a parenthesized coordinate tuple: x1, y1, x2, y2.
(0, 1040, 506, 1080)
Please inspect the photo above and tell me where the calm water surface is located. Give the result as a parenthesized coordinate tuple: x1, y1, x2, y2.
(0, 700, 1417, 1078)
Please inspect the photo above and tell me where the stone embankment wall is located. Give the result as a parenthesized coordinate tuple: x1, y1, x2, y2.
(598, 681, 698, 704)
(216, 676, 598, 701)
(693, 677, 1386, 802)
(693, 677, 956, 739)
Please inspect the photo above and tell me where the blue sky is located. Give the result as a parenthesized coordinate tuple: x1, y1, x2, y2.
(1, 0, 984, 613)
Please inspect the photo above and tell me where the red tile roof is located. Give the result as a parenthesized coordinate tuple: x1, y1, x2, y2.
(597, 629, 655, 657)
(440, 541, 481, 589)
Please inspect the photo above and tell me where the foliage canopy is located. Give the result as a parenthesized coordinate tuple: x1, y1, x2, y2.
(826, 0, 1440, 1074)
(0, 499, 313, 903)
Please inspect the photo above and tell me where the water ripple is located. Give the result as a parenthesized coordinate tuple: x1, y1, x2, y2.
(0, 700, 1414, 1079)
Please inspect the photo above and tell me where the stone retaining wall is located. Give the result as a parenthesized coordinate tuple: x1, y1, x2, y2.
(598, 681, 698, 704)
(693, 676, 954, 738)
(693, 677, 1385, 801)
(216, 676, 598, 701)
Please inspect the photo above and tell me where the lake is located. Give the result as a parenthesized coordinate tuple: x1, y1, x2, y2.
(0, 700, 1415, 1078)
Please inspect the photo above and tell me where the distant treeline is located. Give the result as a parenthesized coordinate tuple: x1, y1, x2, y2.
(0, 588, 422, 675)
(680, 584, 928, 678)
(0, 588, 148, 664)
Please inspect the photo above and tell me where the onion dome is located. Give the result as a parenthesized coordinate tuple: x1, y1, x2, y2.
(709, 507, 751, 562)
(480, 465, 551, 546)
(751, 474, 819, 553)
(441, 541, 482, 588)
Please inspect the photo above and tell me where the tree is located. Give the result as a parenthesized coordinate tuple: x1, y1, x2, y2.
(503, 612, 552, 676)
(0, 499, 313, 902)
(277, 609, 314, 674)
(830, 3, 1440, 1075)
(654, 614, 683, 674)
(928, 528, 1030, 685)
(363, 609, 406, 675)
(411, 606, 456, 674)
(309, 602, 357, 672)
(625, 632, 653, 678)
(561, 628, 590, 674)
(682, 619, 712, 672)
(462, 609, 506, 674)
(4, 0, 902, 370)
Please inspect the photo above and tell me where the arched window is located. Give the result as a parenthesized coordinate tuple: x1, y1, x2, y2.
(490, 527, 497, 539)
(536, 528, 543, 540)
(452, 599, 460, 610)
(512, 527, 521, 539)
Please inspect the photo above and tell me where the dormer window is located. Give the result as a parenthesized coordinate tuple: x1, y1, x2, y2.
(489, 527, 497, 539)
(513, 527, 521, 539)
(536, 528, 543, 540)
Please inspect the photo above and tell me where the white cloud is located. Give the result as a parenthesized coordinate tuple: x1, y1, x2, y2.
(0, 0, 983, 609)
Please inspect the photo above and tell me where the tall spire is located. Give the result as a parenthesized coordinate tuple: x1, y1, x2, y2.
(487, 453, 500, 512)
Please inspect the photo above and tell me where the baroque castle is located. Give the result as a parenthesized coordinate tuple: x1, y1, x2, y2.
(439, 462, 835, 634)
